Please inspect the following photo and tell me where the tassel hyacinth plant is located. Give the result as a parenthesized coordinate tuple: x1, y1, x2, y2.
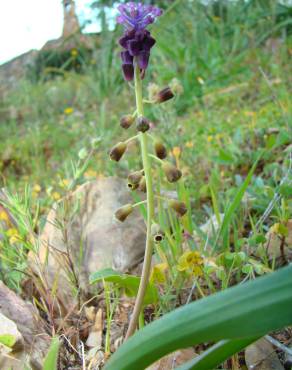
(109, 2, 186, 339)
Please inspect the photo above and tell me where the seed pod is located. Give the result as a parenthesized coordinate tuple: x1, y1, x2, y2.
(154, 140, 167, 159)
(136, 116, 150, 133)
(162, 162, 182, 183)
(169, 199, 187, 217)
(115, 204, 133, 222)
(109, 142, 127, 162)
(120, 115, 135, 129)
(155, 87, 174, 103)
(151, 223, 165, 243)
(138, 177, 147, 193)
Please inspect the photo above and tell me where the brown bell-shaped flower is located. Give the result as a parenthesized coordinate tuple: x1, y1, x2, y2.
(136, 116, 150, 133)
(115, 204, 133, 222)
(154, 140, 167, 159)
(169, 199, 187, 217)
(162, 162, 182, 183)
(151, 223, 165, 243)
(120, 115, 135, 129)
(154, 87, 174, 103)
(109, 142, 127, 162)
(128, 170, 143, 185)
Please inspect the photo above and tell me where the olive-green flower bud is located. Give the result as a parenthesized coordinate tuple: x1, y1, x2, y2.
(155, 87, 174, 103)
(120, 115, 135, 129)
(138, 177, 147, 193)
(151, 223, 165, 243)
(169, 199, 187, 217)
(162, 162, 182, 183)
(154, 140, 167, 159)
(115, 204, 133, 222)
(136, 116, 150, 133)
(109, 142, 127, 162)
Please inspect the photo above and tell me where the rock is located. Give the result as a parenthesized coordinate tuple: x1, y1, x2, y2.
(29, 178, 146, 307)
(265, 220, 292, 262)
(193, 214, 224, 247)
(146, 348, 196, 369)
(0, 281, 50, 369)
(86, 309, 103, 349)
(245, 338, 284, 370)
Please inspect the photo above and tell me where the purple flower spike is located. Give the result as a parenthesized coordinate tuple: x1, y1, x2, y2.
(117, 2, 162, 81)
(117, 2, 162, 31)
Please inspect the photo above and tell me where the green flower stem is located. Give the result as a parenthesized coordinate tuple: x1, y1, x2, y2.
(132, 200, 147, 208)
(125, 134, 140, 144)
(125, 62, 155, 339)
(148, 153, 164, 164)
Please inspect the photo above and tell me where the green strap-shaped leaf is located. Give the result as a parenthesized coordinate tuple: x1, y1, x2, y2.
(176, 337, 259, 370)
(105, 265, 292, 370)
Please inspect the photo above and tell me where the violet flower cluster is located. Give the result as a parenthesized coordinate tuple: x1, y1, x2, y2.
(117, 2, 163, 81)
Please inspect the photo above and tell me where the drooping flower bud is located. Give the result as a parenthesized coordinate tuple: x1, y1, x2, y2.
(109, 142, 127, 162)
(136, 116, 150, 133)
(115, 204, 133, 222)
(127, 170, 143, 191)
(169, 200, 187, 217)
(154, 87, 174, 104)
(154, 140, 167, 159)
(120, 114, 135, 129)
(162, 162, 182, 183)
(151, 223, 165, 243)
(138, 177, 146, 193)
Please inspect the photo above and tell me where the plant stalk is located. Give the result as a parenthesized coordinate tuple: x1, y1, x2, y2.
(125, 62, 155, 339)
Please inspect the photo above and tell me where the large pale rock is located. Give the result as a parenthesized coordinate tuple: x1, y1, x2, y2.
(29, 178, 146, 306)
(0, 281, 50, 370)
(245, 338, 284, 370)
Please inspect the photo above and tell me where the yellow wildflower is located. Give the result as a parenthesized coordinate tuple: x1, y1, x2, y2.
(59, 179, 70, 188)
(0, 210, 10, 224)
(33, 184, 41, 193)
(84, 169, 98, 179)
(185, 141, 193, 148)
(150, 263, 168, 284)
(6, 228, 20, 244)
(207, 135, 213, 143)
(64, 107, 74, 115)
(172, 146, 181, 158)
(177, 251, 204, 276)
(52, 192, 61, 201)
(71, 48, 78, 57)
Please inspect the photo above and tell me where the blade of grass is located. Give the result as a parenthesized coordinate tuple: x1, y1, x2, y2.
(214, 152, 263, 251)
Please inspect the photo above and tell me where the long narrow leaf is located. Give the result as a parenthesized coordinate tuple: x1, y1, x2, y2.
(105, 265, 292, 370)
(176, 337, 259, 370)
(215, 153, 262, 250)
(42, 336, 60, 370)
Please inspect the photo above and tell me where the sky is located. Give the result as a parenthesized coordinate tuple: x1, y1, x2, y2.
(0, 0, 98, 65)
